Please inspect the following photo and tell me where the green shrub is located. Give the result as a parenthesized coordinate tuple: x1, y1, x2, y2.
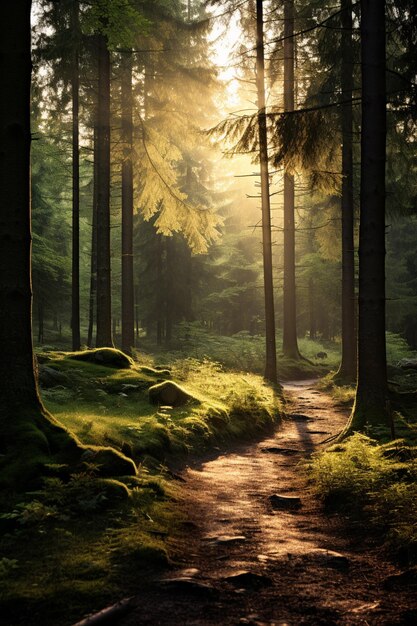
(309, 434, 417, 559)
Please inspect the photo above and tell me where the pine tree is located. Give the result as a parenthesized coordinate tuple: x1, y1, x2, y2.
(282, 0, 301, 360)
(256, 0, 278, 383)
(347, 0, 392, 435)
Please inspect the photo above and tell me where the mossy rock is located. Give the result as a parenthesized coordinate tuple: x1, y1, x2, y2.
(148, 381, 198, 407)
(38, 365, 70, 388)
(78, 446, 137, 477)
(96, 478, 131, 501)
(68, 348, 134, 369)
(140, 366, 172, 378)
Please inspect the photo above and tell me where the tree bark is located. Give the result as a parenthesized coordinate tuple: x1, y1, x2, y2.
(95, 33, 113, 347)
(0, 1, 42, 416)
(349, 0, 392, 434)
(336, 0, 357, 381)
(156, 233, 164, 346)
(256, 0, 278, 384)
(71, 0, 81, 351)
(0, 2, 80, 487)
(121, 51, 135, 355)
(165, 236, 174, 345)
(87, 126, 98, 348)
(282, 0, 300, 360)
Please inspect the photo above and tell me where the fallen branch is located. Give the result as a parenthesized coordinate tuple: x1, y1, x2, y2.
(71, 597, 135, 626)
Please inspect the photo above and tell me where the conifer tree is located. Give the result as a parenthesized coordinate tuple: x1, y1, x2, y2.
(71, 0, 81, 350)
(282, 0, 301, 360)
(256, 0, 277, 383)
(121, 50, 135, 354)
(347, 0, 392, 434)
(336, 0, 356, 381)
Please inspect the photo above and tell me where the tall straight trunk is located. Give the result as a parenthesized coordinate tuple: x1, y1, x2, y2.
(349, 0, 391, 433)
(121, 51, 135, 354)
(156, 233, 163, 346)
(0, 2, 88, 487)
(282, 0, 300, 360)
(336, 0, 357, 381)
(308, 277, 316, 340)
(165, 236, 174, 345)
(71, 0, 81, 351)
(135, 284, 140, 339)
(38, 298, 44, 344)
(256, 0, 277, 384)
(87, 126, 98, 348)
(0, 1, 40, 416)
(95, 34, 113, 347)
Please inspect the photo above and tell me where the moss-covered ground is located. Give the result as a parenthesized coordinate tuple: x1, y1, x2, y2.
(0, 350, 282, 626)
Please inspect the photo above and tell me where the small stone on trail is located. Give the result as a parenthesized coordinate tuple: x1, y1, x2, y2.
(212, 535, 247, 545)
(302, 548, 350, 570)
(158, 577, 216, 596)
(173, 568, 200, 578)
(239, 616, 271, 626)
(269, 494, 302, 510)
(261, 447, 299, 455)
(383, 569, 417, 589)
(223, 571, 272, 589)
(289, 413, 313, 421)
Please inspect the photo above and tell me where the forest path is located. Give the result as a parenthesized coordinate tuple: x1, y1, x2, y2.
(119, 380, 416, 626)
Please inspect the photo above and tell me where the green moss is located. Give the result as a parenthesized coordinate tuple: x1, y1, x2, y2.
(148, 380, 198, 407)
(66, 348, 135, 369)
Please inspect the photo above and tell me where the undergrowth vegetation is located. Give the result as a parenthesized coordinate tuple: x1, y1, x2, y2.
(309, 434, 417, 562)
(144, 322, 341, 379)
(0, 348, 282, 626)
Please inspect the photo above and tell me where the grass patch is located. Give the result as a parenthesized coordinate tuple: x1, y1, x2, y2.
(39, 353, 282, 463)
(316, 373, 356, 407)
(309, 433, 417, 562)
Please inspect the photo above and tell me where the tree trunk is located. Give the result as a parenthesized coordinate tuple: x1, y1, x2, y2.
(348, 0, 392, 434)
(336, 0, 356, 381)
(121, 51, 135, 355)
(282, 0, 301, 360)
(38, 298, 44, 344)
(87, 126, 98, 348)
(135, 283, 140, 339)
(71, 0, 81, 351)
(0, 2, 79, 487)
(165, 236, 174, 345)
(256, 0, 278, 384)
(308, 277, 316, 340)
(95, 33, 113, 347)
(156, 233, 164, 346)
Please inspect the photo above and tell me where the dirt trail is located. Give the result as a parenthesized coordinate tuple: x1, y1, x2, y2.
(120, 380, 417, 625)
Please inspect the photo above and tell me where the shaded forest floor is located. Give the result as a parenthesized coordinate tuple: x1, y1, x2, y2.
(114, 380, 417, 626)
